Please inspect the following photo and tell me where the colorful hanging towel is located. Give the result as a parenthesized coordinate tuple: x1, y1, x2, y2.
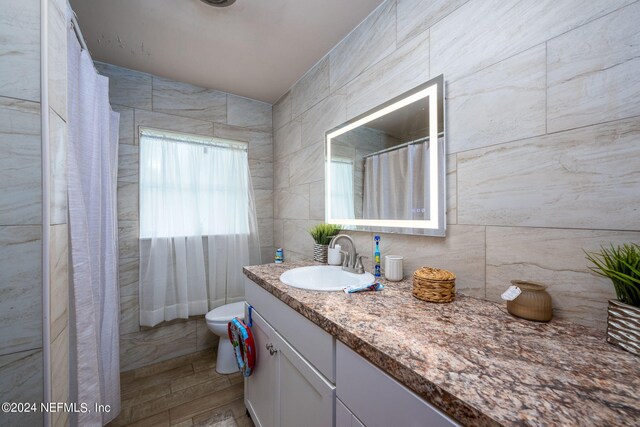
(228, 317, 256, 377)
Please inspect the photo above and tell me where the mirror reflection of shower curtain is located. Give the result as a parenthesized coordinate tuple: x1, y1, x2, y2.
(331, 160, 355, 219)
(363, 142, 429, 224)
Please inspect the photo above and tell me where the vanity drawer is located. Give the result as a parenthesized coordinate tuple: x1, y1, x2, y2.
(245, 277, 335, 382)
(336, 341, 459, 427)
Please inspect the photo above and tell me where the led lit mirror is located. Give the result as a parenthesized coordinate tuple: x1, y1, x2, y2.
(325, 75, 445, 236)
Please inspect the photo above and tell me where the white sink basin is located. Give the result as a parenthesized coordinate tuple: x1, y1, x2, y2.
(280, 265, 375, 292)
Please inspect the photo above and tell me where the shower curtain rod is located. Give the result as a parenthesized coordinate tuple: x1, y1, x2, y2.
(70, 13, 88, 51)
(361, 131, 444, 159)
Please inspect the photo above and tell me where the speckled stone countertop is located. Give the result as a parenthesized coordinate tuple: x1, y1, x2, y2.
(243, 261, 640, 427)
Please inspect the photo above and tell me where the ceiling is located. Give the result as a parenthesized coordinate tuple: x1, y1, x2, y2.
(70, 0, 386, 103)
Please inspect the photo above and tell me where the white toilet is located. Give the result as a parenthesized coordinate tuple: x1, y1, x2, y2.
(205, 301, 246, 374)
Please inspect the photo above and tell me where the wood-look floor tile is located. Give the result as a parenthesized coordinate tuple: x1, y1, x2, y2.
(121, 383, 172, 407)
(171, 420, 194, 427)
(106, 407, 132, 427)
(190, 398, 248, 425)
(170, 367, 223, 393)
(122, 365, 194, 392)
(124, 410, 171, 427)
(133, 350, 211, 379)
(192, 357, 216, 373)
(169, 382, 244, 425)
(129, 376, 231, 424)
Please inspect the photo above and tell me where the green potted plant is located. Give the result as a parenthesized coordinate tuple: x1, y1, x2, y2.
(586, 243, 640, 356)
(308, 223, 342, 263)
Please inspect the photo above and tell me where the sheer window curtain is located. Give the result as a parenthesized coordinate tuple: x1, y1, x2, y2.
(139, 129, 260, 327)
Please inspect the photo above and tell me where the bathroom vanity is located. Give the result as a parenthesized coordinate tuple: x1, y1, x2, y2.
(243, 261, 639, 427)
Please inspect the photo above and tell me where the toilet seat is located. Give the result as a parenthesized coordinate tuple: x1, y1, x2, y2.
(206, 301, 245, 324)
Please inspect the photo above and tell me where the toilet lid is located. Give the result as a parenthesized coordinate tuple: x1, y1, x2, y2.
(205, 302, 245, 323)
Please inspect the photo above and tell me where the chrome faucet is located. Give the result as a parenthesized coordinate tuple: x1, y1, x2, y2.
(329, 234, 367, 274)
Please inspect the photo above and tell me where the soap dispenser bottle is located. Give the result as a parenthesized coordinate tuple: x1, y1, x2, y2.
(374, 235, 381, 278)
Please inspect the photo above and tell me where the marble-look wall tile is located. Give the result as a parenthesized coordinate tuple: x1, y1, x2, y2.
(547, 2, 640, 133)
(120, 295, 140, 335)
(273, 219, 284, 249)
(486, 227, 640, 331)
(282, 219, 314, 257)
(457, 117, 640, 230)
(447, 44, 546, 153)
(152, 76, 227, 123)
(309, 180, 325, 221)
(196, 317, 218, 352)
(227, 95, 272, 132)
(134, 109, 214, 144)
(277, 185, 310, 220)
(291, 57, 330, 118)
(95, 62, 152, 110)
(214, 124, 273, 162)
(49, 109, 67, 225)
(120, 320, 197, 372)
(300, 94, 346, 147)
(289, 142, 324, 186)
(273, 120, 302, 159)
(274, 154, 292, 189)
(430, 0, 633, 82)
(50, 326, 69, 427)
(0, 349, 43, 426)
(329, 1, 396, 92)
(376, 226, 486, 297)
(254, 190, 274, 220)
(117, 181, 138, 222)
(446, 154, 456, 225)
(261, 247, 275, 265)
(346, 24, 430, 119)
(50, 224, 68, 341)
(113, 105, 135, 146)
(118, 144, 139, 183)
(396, 0, 467, 46)
(249, 158, 273, 191)
(0, 226, 41, 355)
(257, 218, 274, 249)
(0, 97, 41, 225)
(273, 91, 292, 132)
(118, 220, 139, 259)
(119, 257, 139, 298)
(48, 0, 67, 121)
(0, 0, 40, 102)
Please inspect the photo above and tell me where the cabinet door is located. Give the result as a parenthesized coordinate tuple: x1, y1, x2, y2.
(244, 307, 277, 427)
(336, 399, 365, 427)
(273, 331, 336, 427)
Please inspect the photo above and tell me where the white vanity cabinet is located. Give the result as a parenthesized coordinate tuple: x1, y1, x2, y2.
(336, 342, 459, 427)
(244, 278, 335, 427)
(244, 277, 459, 427)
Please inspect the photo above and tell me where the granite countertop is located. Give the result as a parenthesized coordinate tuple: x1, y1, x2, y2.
(243, 261, 640, 427)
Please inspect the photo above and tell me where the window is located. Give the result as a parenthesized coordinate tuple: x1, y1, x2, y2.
(139, 128, 250, 238)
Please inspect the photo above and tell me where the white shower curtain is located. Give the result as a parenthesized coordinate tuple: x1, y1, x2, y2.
(67, 22, 120, 426)
(138, 130, 261, 327)
(363, 142, 430, 222)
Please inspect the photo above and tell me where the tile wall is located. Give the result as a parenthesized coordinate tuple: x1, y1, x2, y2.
(0, 0, 70, 425)
(95, 62, 274, 371)
(273, 0, 640, 332)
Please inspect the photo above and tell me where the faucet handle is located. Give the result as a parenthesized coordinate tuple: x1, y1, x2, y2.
(354, 254, 368, 273)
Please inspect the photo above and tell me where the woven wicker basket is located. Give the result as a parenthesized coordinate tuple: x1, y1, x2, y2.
(413, 267, 456, 303)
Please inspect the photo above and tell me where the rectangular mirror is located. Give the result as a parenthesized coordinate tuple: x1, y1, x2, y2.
(325, 75, 445, 236)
